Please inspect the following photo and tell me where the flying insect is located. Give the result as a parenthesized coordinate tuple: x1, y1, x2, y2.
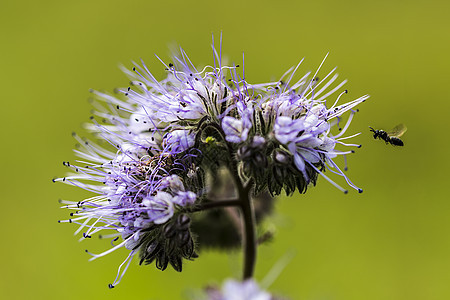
(369, 124, 407, 146)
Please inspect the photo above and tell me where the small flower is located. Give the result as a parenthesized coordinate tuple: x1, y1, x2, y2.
(143, 191, 175, 225)
(206, 279, 276, 300)
(165, 130, 195, 154)
(222, 116, 251, 143)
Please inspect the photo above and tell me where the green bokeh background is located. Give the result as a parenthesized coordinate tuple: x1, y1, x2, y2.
(1, 0, 449, 299)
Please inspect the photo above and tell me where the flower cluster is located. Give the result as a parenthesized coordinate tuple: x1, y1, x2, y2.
(56, 42, 368, 289)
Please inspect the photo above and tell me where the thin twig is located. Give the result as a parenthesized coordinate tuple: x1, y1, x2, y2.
(187, 198, 241, 213)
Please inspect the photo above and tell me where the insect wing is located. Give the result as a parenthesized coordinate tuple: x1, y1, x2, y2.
(387, 123, 407, 138)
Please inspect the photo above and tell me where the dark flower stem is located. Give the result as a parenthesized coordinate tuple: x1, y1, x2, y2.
(239, 179, 256, 280)
(190, 178, 256, 279)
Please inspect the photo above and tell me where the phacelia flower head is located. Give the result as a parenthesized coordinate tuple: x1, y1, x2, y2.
(56, 39, 368, 288)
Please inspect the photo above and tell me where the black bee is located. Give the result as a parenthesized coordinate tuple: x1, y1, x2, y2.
(369, 124, 407, 146)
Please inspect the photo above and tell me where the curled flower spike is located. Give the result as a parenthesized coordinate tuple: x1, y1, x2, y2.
(56, 37, 368, 288)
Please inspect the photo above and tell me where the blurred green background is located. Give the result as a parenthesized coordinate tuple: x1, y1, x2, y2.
(1, 0, 449, 299)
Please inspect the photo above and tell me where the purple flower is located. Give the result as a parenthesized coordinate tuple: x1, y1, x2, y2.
(165, 130, 195, 154)
(207, 279, 273, 300)
(222, 116, 251, 143)
(143, 191, 175, 224)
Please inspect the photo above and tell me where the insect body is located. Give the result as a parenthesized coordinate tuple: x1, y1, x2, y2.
(369, 124, 407, 146)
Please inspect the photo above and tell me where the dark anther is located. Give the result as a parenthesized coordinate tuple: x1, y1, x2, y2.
(236, 65, 240, 67)
(125, 93, 128, 96)
(169, 63, 174, 67)
(116, 105, 120, 109)
(108, 284, 115, 289)
(358, 189, 363, 193)
(344, 190, 349, 194)
(127, 87, 131, 91)
(132, 67, 136, 71)
(357, 145, 362, 148)
(70, 213, 74, 216)
(89, 116, 94, 120)
(345, 89, 348, 93)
